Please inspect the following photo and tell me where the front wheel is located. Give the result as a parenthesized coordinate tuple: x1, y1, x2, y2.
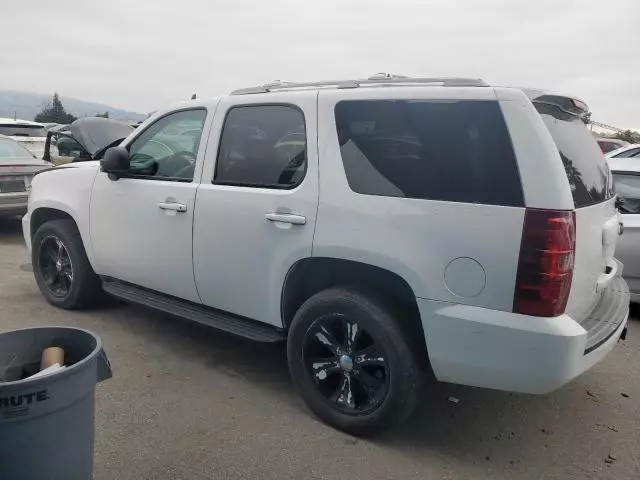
(287, 287, 422, 435)
(32, 219, 103, 310)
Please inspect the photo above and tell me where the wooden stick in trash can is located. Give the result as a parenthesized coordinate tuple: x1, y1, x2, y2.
(41, 347, 65, 370)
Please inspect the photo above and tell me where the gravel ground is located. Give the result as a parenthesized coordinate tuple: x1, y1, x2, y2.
(1, 217, 639, 480)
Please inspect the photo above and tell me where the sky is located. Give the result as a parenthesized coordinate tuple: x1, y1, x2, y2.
(1, 0, 638, 129)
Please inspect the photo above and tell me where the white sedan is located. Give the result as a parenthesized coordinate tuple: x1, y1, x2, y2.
(606, 143, 640, 160)
(0, 118, 48, 158)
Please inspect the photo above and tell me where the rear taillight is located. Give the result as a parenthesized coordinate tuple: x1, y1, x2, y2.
(513, 209, 575, 317)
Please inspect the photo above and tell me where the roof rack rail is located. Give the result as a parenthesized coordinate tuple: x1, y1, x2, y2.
(230, 74, 488, 95)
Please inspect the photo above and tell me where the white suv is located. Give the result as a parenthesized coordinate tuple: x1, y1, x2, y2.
(23, 75, 629, 434)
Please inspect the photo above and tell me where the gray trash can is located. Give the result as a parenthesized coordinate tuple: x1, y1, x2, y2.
(0, 327, 112, 480)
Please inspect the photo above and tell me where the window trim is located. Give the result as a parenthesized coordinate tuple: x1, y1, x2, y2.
(118, 107, 208, 183)
(333, 99, 525, 207)
(212, 103, 308, 190)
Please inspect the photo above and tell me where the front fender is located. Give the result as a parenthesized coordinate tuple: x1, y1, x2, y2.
(27, 163, 100, 269)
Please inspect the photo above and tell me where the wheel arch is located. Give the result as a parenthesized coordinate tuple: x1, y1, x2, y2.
(30, 207, 76, 239)
(29, 205, 97, 271)
(281, 257, 429, 366)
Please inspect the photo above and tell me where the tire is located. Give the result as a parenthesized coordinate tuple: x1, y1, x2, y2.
(287, 287, 422, 435)
(32, 219, 103, 310)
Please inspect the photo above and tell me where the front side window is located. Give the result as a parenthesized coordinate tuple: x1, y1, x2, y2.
(127, 109, 206, 181)
(214, 105, 306, 188)
(613, 173, 640, 214)
(52, 134, 89, 160)
(334, 100, 524, 206)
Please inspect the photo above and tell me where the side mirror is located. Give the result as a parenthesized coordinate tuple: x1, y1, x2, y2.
(100, 146, 129, 179)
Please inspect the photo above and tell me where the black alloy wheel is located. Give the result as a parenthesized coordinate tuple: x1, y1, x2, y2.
(38, 235, 74, 298)
(303, 314, 390, 414)
(32, 219, 103, 310)
(288, 287, 423, 434)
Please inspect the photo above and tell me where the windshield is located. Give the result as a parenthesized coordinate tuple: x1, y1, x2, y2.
(535, 102, 614, 208)
(0, 124, 47, 138)
(0, 137, 35, 162)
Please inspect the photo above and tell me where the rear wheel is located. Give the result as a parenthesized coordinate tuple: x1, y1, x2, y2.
(32, 219, 103, 309)
(287, 287, 421, 435)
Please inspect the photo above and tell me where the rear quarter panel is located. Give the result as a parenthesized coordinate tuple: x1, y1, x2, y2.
(495, 88, 574, 210)
(314, 88, 525, 311)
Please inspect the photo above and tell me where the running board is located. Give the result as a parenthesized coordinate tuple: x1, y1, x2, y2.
(101, 278, 285, 343)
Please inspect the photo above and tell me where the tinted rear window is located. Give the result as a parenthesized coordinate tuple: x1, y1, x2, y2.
(535, 103, 613, 207)
(334, 100, 523, 206)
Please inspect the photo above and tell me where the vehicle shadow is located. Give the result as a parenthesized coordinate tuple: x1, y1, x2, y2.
(96, 301, 294, 400)
(97, 300, 624, 473)
(0, 217, 25, 245)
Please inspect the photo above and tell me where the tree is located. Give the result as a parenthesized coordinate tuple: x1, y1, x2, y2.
(95, 111, 109, 118)
(612, 129, 640, 144)
(34, 93, 77, 124)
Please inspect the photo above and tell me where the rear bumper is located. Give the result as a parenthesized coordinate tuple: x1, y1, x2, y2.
(0, 193, 28, 217)
(418, 276, 629, 394)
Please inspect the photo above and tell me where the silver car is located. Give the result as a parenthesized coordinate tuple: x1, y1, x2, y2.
(609, 157, 640, 302)
(0, 135, 49, 217)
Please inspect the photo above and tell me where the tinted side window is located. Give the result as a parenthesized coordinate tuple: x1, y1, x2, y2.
(214, 105, 306, 189)
(536, 103, 613, 207)
(128, 109, 206, 181)
(54, 134, 89, 159)
(334, 100, 523, 206)
(613, 173, 640, 214)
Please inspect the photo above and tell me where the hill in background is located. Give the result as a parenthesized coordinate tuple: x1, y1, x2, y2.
(0, 90, 146, 122)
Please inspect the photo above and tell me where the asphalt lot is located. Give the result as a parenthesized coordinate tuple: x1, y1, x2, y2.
(1, 217, 639, 480)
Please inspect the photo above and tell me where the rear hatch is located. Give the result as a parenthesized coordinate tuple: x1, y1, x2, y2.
(532, 95, 621, 322)
(0, 123, 48, 159)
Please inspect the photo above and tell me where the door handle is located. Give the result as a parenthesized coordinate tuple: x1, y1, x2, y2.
(158, 202, 187, 213)
(265, 213, 306, 225)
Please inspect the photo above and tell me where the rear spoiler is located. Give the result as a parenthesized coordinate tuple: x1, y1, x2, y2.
(520, 88, 590, 121)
